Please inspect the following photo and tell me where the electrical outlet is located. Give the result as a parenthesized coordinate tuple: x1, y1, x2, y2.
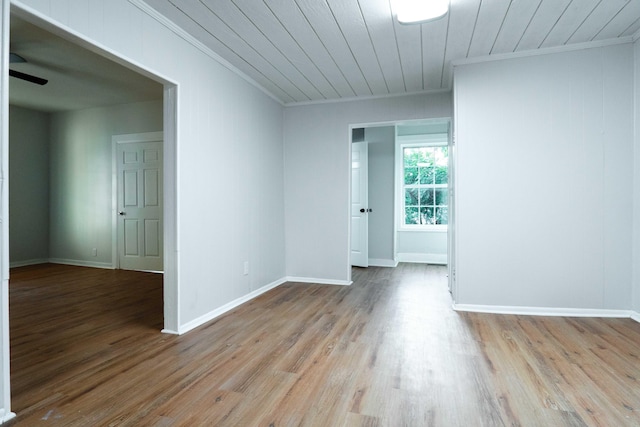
(91, 248, 97, 257)
(243, 261, 249, 275)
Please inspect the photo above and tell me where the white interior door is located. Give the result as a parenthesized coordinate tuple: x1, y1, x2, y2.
(351, 141, 369, 267)
(115, 133, 163, 272)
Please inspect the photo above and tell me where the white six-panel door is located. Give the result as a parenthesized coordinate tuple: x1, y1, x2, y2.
(351, 141, 368, 267)
(115, 133, 163, 272)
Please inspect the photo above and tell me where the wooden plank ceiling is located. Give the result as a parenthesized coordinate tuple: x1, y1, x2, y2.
(143, 0, 640, 104)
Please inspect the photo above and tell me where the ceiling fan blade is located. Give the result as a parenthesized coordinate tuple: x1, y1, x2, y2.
(9, 69, 48, 86)
(9, 53, 26, 64)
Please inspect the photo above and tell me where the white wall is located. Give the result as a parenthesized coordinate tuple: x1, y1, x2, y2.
(634, 39, 640, 314)
(284, 92, 453, 282)
(48, 100, 162, 267)
(9, 105, 49, 266)
(397, 231, 447, 263)
(454, 43, 634, 310)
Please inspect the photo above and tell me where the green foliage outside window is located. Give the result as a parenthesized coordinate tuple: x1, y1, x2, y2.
(403, 146, 448, 226)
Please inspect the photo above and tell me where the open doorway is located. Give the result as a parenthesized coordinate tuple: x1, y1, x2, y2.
(0, 3, 181, 420)
(6, 5, 178, 332)
(4, 4, 180, 420)
(349, 118, 453, 275)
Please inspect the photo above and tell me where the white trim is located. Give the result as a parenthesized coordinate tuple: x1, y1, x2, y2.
(352, 118, 448, 130)
(0, 410, 15, 424)
(368, 258, 398, 267)
(9, 259, 48, 268)
(112, 131, 163, 144)
(286, 276, 352, 286)
(400, 226, 448, 233)
(0, 2, 13, 420)
(128, 0, 283, 106)
(286, 88, 451, 107)
(397, 253, 447, 265)
(453, 304, 634, 318)
(631, 312, 640, 323)
(178, 277, 287, 335)
(346, 125, 354, 283)
(452, 37, 633, 69)
(12, 2, 177, 87)
(396, 133, 449, 144)
(48, 258, 115, 270)
(163, 85, 180, 334)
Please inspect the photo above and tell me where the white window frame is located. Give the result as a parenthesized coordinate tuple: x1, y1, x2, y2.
(396, 133, 449, 232)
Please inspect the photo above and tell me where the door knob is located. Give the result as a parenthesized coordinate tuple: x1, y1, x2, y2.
(360, 208, 365, 213)
(118, 211, 126, 216)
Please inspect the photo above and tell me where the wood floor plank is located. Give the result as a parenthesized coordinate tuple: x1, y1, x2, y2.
(6, 263, 640, 426)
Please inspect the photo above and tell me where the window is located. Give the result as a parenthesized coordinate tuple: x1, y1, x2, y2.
(401, 144, 448, 228)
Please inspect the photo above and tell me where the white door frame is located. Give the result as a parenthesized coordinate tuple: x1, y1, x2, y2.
(0, 0, 13, 422)
(347, 119, 454, 286)
(348, 122, 398, 279)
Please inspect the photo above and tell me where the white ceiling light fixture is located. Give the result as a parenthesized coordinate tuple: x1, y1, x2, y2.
(395, 0, 450, 24)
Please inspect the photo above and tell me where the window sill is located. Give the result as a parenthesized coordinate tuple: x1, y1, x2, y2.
(398, 226, 448, 233)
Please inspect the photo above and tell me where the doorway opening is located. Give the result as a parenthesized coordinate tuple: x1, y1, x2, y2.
(3, 3, 180, 420)
(6, 5, 178, 333)
(348, 118, 454, 288)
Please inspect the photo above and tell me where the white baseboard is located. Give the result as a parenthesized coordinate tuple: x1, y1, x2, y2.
(631, 312, 640, 323)
(285, 276, 352, 286)
(0, 410, 16, 423)
(396, 252, 447, 265)
(178, 277, 287, 335)
(453, 303, 634, 318)
(368, 258, 398, 267)
(9, 258, 49, 268)
(48, 258, 114, 270)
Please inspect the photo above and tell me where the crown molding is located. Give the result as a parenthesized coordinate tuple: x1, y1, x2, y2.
(452, 36, 634, 68)
(128, 0, 284, 106)
(284, 87, 452, 108)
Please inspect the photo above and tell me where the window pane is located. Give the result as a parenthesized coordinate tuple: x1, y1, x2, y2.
(420, 207, 434, 224)
(435, 166, 448, 184)
(404, 148, 421, 167)
(405, 188, 419, 205)
(420, 188, 434, 205)
(402, 144, 448, 228)
(436, 207, 448, 225)
(435, 146, 448, 162)
(405, 207, 419, 224)
(419, 167, 434, 184)
(404, 167, 418, 185)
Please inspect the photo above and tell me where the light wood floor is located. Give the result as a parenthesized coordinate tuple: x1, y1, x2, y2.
(6, 263, 640, 426)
